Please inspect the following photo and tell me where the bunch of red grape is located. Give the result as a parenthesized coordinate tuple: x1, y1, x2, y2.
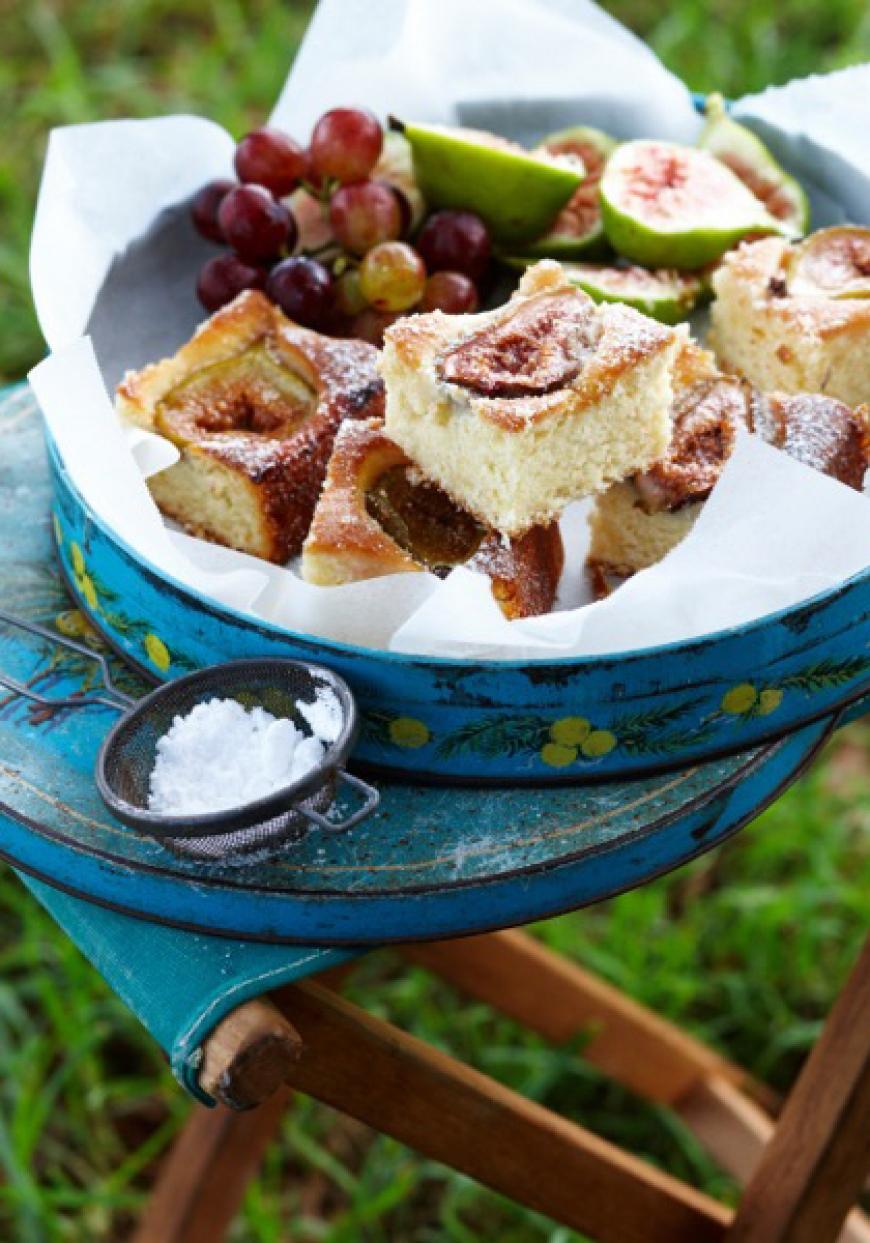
(191, 107, 491, 344)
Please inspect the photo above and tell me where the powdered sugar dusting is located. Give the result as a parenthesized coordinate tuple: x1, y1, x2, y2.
(297, 680, 343, 743)
(761, 391, 869, 487)
(147, 696, 332, 816)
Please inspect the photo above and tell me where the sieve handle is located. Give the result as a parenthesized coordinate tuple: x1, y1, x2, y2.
(0, 671, 130, 712)
(0, 607, 135, 712)
(300, 770, 380, 833)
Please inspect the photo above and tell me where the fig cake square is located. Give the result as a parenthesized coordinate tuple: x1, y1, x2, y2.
(116, 291, 383, 563)
(301, 418, 563, 619)
(379, 261, 681, 535)
(588, 340, 869, 582)
(709, 229, 870, 409)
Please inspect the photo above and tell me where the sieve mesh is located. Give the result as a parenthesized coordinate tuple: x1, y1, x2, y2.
(97, 659, 363, 865)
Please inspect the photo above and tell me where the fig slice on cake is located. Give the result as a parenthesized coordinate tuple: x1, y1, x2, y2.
(785, 226, 870, 300)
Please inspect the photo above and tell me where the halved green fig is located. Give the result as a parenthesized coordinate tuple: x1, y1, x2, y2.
(786, 226, 870, 299)
(522, 125, 618, 259)
(503, 257, 702, 324)
(562, 262, 703, 323)
(698, 94, 809, 237)
(373, 130, 427, 232)
(600, 139, 786, 269)
(391, 118, 584, 246)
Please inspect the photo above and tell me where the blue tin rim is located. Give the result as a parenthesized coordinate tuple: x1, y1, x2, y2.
(0, 729, 773, 899)
(46, 425, 870, 674)
(51, 539, 870, 787)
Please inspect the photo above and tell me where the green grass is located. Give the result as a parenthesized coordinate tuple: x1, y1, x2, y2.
(1, 2, 869, 1239)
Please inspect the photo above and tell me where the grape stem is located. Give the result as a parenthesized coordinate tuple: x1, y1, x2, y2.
(299, 177, 338, 206)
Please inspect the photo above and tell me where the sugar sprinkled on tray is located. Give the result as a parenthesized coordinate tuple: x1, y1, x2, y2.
(147, 694, 338, 817)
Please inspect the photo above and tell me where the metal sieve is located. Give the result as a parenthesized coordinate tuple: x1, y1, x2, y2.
(0, 609, 379, 865)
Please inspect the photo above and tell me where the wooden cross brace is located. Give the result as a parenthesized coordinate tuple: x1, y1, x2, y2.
(133, 930, 870, 1243)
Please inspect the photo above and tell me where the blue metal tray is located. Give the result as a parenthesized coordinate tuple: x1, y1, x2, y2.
(0, 676, 837, 943)
(40, 88, 870, 785)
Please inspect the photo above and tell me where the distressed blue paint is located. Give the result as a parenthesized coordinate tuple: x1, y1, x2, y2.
(46, 405, 869, 783)
(842, 689, 870, 726)
(0, 710, 835, 944)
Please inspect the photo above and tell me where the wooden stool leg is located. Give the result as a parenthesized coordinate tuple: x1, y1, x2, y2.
(727, 934, 870, 1243)
(130, 1087, 291, 1243)
(402, 930, 768, 1107)
(197, 962, 356, 1110)
(679, 1077, 870, 1243)
(273, 980, 732, 1243)
(132, 965, 356, 1241)
(405, 930, 870, 1240)
(198, 998, 302, 1110)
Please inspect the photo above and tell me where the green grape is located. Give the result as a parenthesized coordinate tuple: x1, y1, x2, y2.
(335, 268, 368, 316)
(359, 241, 426, 312)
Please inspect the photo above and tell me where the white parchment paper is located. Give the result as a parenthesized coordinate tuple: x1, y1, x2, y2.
(28, 0, 870, 660)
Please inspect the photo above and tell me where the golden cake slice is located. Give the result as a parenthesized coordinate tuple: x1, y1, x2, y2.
(301, 419, 564, 620)
(708, 230, 870, 408)
(380, 260, 681, 535)
(588, 341, 870, 586)
(116, 291, 384, 563)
